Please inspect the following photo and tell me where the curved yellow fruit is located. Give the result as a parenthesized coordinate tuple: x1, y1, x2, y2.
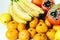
(12, 2, 32, 21)
(9, 4, 27, 24)
(20, 0, 44, 14)
(17, 1, 40, 17)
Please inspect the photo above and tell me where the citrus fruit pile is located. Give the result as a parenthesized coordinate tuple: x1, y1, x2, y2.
(2, 16, 60, 40)
(0, 0, 60, 40)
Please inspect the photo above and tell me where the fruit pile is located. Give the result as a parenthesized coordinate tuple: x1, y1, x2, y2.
(0, 0, 60, 40)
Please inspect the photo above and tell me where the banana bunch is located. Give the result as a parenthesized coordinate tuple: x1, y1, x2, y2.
(9, 4, 27, 24)
(9, 0, 44, 24)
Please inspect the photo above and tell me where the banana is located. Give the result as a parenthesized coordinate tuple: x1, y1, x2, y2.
(16, 1, 40, 17)
(12, 2, 32, 21)
(13, 2, 33, 17)
(9, 4, 27, 24)
(20, 0, 44, 14)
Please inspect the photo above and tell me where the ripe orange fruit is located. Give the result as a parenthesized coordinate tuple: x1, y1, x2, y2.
(33, 33, 47, 40)
(19, 30, 30, 40)
(45, 19, 51, 28)
(7, 21, 18, 30)
(18, 23, 26, 32)
(39, 20, 44, 22)
(28, 28, 36, 38)
(6, 29, 18, 40)
(46, 29, 56, 40)
(8, 39, 16, 40)
(53, 25, 60, 31)
(36, 20, 48, 33)
(29, 17, 38, 28)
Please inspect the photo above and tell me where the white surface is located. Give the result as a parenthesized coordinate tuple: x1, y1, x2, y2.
(0, 0, 10, 40)
(0, 0, 60, 40)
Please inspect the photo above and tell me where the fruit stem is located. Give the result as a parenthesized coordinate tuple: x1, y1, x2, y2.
(13, 0, 19, 2)
(11, 0, 13, 5)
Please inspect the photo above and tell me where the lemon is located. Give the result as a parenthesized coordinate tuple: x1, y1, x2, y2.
(0, 13, 11, 24)
(55, 29, 60, 40)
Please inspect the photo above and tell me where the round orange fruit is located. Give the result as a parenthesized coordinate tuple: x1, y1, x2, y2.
(46, 29, 56, 40)
(6, 29, 18, 40)
(18, 23, 26, 32)
(28, 28, 36, 38)
(45, 19, 51, 28)
(29, 17, 38, 28)
(33, 33, 47, 40)
(53, 25, 60, 31)
(19, 30, 30, 40)
(7, 21, 18, 30)
(36, 20, 48, 33)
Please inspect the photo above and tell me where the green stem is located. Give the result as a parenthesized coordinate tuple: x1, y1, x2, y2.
(14, 0, 19, 2)
(11, 0, 13, 5)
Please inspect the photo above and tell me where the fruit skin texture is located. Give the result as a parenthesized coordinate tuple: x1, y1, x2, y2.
(19, 30, 30, 40)
(12, 2, 32, 21)
(32, 0, 42, 7)
(45, 19, 51, 28)
(53, 25, 60, 31)
(30, 17, 38, 28)
(46, 10, 60, 25)
(17, 0, 40, 17)
(18, 23, 26, 32)
(28, 28, 36, 38)
(7, 39, 15, 40)
(18, 0, 44, 14)
(15, 0, 44, 17)
(46, 4, 60, 25)
(36, 20, 48, 33)
(46, 29, 56, 40)
(0, 13, 11, 24)
(7, 21, 18, 30)
(9, 4, 27, 24)
(42, 0, 55, 12)
(55, 29, 60, 40)
(33, 33, 47, 40)
(6, 29, 18, 40)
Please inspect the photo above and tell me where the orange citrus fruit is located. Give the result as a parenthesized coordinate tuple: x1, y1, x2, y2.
(33, 33, 47, 40)
(36, 20, 48, 33)
(45, 19, 51, 28)
(19, 30, 30, 40)
(7, 21, 18, 30)
(53, 25, 60, 31)
(18, 23, 26, 32)
(6, 29, 18, 40)
(46, 29, 56, 40)
(30, 17, 38, 28)
(28, 28, 36, 38)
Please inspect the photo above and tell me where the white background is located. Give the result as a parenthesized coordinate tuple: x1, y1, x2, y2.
(0, 0, 60, 40)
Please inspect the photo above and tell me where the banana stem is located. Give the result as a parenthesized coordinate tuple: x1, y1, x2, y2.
(11, 0, 13, 5)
